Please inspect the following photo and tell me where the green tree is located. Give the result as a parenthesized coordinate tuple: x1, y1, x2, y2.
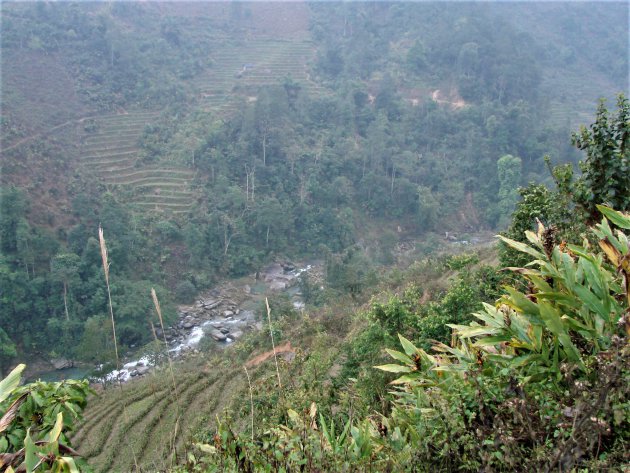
(572, 94, 630, 223)
(496, 154, 522, 227)
(417, 186, 438, 230)
(0, 328, 16, 376)
(51, 253, 81, 321)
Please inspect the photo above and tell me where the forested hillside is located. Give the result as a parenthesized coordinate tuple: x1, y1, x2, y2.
(0, 2, 628, 472)
(0, 0, 628, 450)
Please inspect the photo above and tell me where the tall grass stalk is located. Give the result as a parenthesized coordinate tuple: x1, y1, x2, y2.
(151, 288, 180, 408)
(244, 366, 254, 441)
(99, 226, 140, 472)
(265, 297, 283, 392)
(151, 287, 181, 467)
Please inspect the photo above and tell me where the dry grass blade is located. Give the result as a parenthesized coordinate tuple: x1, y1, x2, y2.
(265, 297, 283, 392)
(151, 287, 181, 465)
(0, 393, 27, 433)
(98, 225, 139, 472)
(243, 366, 254, 441)
(98, 225, 120, 371)
(151, 288, 179, 405)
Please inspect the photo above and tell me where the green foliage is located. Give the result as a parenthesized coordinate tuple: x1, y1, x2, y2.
(496, 154, 522, 227)
(444, 252, 479, 271)
(187, 209, 628, 472)
(377, 209, 630, 470)
(499, 183, 556, 268)
(0, 364, 91, 472)
(325, 247, 376, 297)
(571, 94, 630, 223)
(0, 329, 17, 377)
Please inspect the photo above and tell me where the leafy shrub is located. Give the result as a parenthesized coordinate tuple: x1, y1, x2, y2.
(189, 207, 629, 472)
(0, 364, 91, 472)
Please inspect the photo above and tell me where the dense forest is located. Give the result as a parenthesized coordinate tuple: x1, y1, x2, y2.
(0, 2, 628, 472)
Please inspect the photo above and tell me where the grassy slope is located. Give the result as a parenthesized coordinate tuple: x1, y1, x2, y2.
(73, 241, 497, 471)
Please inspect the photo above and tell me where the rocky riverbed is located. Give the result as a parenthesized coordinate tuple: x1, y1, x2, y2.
(103, 260, 321, 382)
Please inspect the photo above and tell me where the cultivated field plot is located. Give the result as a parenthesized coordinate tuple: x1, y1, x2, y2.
(73, 367, 246, 472)
(191, 40, 322, 113)
(78, 111, 197, 215)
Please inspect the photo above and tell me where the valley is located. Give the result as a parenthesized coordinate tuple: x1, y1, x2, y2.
(0, 2, 628, 472)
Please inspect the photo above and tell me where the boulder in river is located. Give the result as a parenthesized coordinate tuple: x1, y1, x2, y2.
(51, 358, 74, 370)
(210, 329, 227, 342)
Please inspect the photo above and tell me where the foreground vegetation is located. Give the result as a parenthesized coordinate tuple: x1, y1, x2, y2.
(174, 97, 629, 471)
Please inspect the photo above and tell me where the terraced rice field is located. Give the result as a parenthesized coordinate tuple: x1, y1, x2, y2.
(191, 40, 324, 113)
(78, 111, 197, 215)
(540, 68, 614, 129)
(73, 366, 247, 472)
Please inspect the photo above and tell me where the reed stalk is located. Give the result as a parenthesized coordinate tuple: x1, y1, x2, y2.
(244, 366, 254, 441)
(99, 226, 140, 472)
(265, 297, 283, 392)
(151, 288, 182, 467)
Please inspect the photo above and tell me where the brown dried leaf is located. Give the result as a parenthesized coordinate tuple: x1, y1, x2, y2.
(0, 393, 28, 434)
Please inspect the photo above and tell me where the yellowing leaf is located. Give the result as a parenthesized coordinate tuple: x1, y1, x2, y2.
(599, 238, 620, 266)
(0, 364, 24, 404)
(374, 364, 413, 373)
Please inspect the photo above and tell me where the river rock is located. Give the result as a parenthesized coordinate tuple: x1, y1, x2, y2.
(282, 262, 296, 272)
(223, 310, 234, 317)
(183, 321, 194, 329)
(230, 330, 243, 339)
(220, 327, 230, 334)
(137, 366, 150, 376)
(51, 358, 74, 370)
(202, 299, 221, 310)
(210, 329, 227, 341)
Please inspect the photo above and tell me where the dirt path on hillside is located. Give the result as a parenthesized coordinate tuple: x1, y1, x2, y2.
(1, 111, 132, 153)
(245, 341, 295, 368)
(431, 89, 467, 109)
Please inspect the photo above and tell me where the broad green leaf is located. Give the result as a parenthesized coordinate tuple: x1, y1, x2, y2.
(0, 364, 24, 404)
(30, 391, 44, 407)
(47, 412, 64, 443)
(572, 284, 610, 323)
(503, 287, 540, 320)
(55, 456, 80, 473)
(471, 304, 505, 328)
(533, 292, 581, 309)
(474, 335, 511, 347)
(385, 349, 413, 365)
(498, 235, 545, 260)
(389, 374, 422, 385)
(538, 301, 566, 336)
(558, 333, 582, 364)
(397, 334, 418, 356)
(319, 413, 331, 446)
(25, 429, 38, 473)
(597, 205, 630, 229)
(616, 230, 629, 253)
(524, 230, 541, 246)
(447, 324, 500, 338)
